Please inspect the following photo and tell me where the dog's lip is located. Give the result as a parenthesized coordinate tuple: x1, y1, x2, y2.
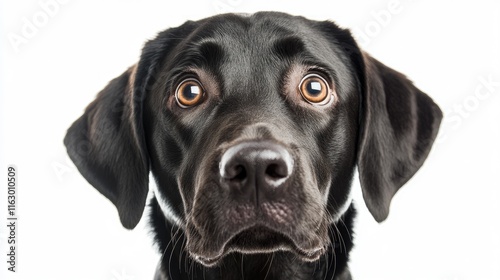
(191, 225, 325, 266)
(192, 254, 221, 267)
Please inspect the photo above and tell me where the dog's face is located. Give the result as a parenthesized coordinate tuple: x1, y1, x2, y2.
(65, 12, 442, 267)
(145, 14, 360, 265)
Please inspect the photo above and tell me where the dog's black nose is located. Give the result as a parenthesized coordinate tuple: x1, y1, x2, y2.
(219, 141, 294, 201)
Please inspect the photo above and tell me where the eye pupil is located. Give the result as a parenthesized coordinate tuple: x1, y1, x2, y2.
(182, 84, 201, 100)
(306, 81, 323, 96)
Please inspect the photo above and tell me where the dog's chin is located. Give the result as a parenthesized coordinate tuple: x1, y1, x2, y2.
(192, 226, 326, 267)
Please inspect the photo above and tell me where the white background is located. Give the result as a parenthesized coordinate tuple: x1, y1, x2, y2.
(1, 0, 499, 279)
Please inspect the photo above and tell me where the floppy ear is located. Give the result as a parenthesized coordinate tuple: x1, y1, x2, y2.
(357, 52, 443, 222)
(64, 65, 149, 229)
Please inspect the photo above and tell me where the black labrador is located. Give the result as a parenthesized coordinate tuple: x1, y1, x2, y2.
(64, 12, 442, 280)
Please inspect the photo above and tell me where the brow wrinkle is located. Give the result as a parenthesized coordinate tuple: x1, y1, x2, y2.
(273, 36, 306, 59)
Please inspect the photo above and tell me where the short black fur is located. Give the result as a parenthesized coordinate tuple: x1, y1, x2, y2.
(149, 197, 356, 280)
(64, 12, 442, 280)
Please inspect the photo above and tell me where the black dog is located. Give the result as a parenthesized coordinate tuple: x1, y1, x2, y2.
(64, 12, 442, 280)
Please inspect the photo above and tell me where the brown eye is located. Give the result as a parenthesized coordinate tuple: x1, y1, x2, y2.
(175, 78, 205, 108)
(298, 74, 332, 105)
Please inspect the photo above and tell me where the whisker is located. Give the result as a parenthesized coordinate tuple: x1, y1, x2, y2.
(263, 252, 274, 280)
(328, 226, 337, 279)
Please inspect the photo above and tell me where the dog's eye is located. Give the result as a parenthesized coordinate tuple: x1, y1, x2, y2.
(298, 74, 332, 105)
(175, 78, 205, 108)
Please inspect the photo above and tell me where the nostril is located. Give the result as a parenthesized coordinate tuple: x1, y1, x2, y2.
(265, 163, 288, 179)
(222, 164, 247, 181)
(231, 165, 247, 181)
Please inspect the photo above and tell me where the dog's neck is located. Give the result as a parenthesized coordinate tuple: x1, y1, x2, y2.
(150, 198, 355, 280)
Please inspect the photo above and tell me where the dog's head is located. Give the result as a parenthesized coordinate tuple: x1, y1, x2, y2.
(65, 12, 442, 266)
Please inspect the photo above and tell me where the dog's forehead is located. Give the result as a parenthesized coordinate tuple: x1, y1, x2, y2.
(201, 12, 309, 38)
(194, 12, 332, 61)
(172, 13, 345, 96)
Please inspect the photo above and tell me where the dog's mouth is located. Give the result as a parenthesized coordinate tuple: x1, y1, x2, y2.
(192, 225, 325, 266)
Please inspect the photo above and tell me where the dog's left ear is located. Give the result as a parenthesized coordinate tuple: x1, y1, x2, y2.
(356, 52, 443, 222)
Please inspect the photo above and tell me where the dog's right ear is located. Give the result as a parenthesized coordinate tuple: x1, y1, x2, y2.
(64, 65, 150, 229)
(64, 21, 200, 229)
